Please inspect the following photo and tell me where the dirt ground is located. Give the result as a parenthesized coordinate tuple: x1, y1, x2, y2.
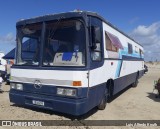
(0, 65, 160, 129)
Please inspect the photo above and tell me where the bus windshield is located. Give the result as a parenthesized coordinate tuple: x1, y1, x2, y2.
(43, 19, 86, 66)
(16, 23, 42, 66)
(16, 19, 86, 67)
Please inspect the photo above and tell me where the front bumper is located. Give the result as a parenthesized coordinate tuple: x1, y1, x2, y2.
(9, 90, 89, 116)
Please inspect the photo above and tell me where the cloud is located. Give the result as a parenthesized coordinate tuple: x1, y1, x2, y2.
(132, 22, 160, 36)
(130, 22, 160, 61)
(0, 33, 16, 54)
(0, 33, 15, 43)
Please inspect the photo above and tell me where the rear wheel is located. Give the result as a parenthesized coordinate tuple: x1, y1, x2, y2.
(132, 79, 138, 87)
(106, 80, 114, 102)
(98, 88, 108, 110)
(132, 72, 139, 87)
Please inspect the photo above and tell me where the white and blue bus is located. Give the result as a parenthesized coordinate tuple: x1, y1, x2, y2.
(9, 11, 144, 116)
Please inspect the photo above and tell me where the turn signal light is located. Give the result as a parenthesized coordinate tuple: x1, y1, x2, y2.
(72, 81, 82, 86)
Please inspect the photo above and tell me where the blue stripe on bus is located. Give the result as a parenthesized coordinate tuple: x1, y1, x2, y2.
(122, 55, 143, 61)
(115, 60, 122, 78)
(115, 50, 122, 78)
(115, 47, 144, 78)
(120, 47, 144, 59)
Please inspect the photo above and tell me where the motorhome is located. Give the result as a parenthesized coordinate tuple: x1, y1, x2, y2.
(9, 11, 144, 115)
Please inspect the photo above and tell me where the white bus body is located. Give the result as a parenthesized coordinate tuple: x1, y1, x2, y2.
(9, 11, 144, 115)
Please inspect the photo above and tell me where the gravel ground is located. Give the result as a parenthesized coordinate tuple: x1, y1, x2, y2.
(0, 66, 160, 129)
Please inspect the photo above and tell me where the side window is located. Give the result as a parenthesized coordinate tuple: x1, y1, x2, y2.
(21, 37, 39, 60)
(105, 32, 123, 58)
(105, 32, 118, 52)
(128, 43, 133, 54)
(105, 33, 112, 50)
(135, 46, 138, 53)
(89, 17, 102, 61)
(139, 49, 143, 57)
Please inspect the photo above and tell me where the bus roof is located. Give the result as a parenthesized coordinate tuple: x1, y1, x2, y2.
(16, 11, 143, 47)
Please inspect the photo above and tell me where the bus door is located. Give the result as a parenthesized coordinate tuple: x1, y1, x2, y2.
(88, 16, 104, 93)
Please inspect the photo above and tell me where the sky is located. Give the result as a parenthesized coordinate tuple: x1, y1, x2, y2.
(0, 0, 160, 61)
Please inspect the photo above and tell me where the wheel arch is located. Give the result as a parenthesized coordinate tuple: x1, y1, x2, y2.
(106, 78, 114, 97)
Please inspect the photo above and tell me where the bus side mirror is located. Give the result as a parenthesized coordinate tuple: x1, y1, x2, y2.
(90, 26, 97, 50)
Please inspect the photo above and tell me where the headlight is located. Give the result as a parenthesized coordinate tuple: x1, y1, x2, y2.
(16, 84, 23, 90)
(10, 83, 23, 90)
(65, 89, 76, 96)
(10, 83, 16, 89)
(57, 88, 76, 97)
(57, 88, 65, 95)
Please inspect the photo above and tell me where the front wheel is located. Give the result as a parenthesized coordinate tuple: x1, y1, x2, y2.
(98, 88, 108, 110)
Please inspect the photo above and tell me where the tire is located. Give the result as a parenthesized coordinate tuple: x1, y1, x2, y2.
(107, 80, 114, 102)
(132, 72, 139, 87)
(98, 88, 108, 110)
(132, 78, 138, 87)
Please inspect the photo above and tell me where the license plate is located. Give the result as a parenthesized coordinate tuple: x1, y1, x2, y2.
(32, 100, 44, 106)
